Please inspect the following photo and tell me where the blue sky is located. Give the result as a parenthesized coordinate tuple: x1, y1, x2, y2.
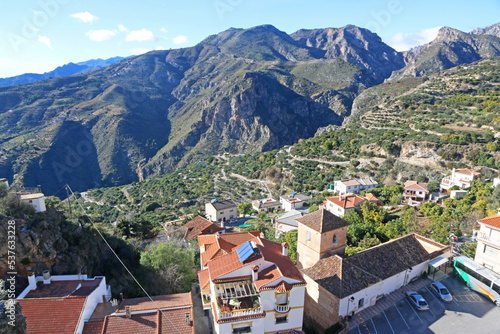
(0, 0, 499, 77)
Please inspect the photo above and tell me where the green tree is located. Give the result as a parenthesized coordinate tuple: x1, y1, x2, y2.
(427, 180, 440, 193)
(285, 230, 298, 264)
(486, 141, 498, 152)
(238, 202, 253, 216)
(461, 241, 477, 259)
(140, 241, 196, 292)
(308, 204, 319, 213)
(0, 183, 7, 198)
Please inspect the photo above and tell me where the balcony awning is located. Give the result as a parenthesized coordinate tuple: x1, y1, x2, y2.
(215, 280, 259, 300)
(428, 257, 447, 268)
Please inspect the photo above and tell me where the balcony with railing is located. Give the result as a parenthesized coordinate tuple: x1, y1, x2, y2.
(476, 232, 500, 248)
(275, 301, 290, 313)
(214, 280, 264, 321)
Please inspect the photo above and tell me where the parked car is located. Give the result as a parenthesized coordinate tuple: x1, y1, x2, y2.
(406, 291, 429, 311)
(430, 282, 453, 302)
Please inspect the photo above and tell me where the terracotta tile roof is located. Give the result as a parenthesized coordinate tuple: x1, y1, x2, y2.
(274, 281, 294, 293)
(252, 198, 281, 209)
(101, 308, 194, 334)
(199, 231, 262, 266)
(206, 236, 304, 286)
(198, 269, 210, 290)
(296, 208, 350, 233)
(174, 215, 225, 241)
(19, 297, 87, 334)
(455, 168, 480, 176)
(83, 320, 105, 334)
(24, 278, 103, 298)
(404, 180, 428, 192)
(254, 265, 282, 289)
(302, 234, 448, 298)
(115, 293, 192, 313)
(325, 194, 366, 209)
(478, 213, 500, 229)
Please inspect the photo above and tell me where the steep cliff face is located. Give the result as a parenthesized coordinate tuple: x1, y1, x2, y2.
(0, 211, 142, 297)
(472, 22, 500, 38)
(391, 26, 500, 79)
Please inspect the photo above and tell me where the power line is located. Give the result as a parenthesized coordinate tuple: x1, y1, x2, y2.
(66, 185, 184, 334)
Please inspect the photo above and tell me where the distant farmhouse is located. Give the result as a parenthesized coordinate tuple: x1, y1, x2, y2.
(252, 197, 282, 213)
(205, 199, 237, 223)
(280, 192, 311, 212)
(404, 180, 429, 205)
(333, 178, 378, 195)
(440, 168, 481, 194)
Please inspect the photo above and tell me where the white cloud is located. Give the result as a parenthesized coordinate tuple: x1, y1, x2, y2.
(86, 30, 116, 42)
(155, 46, 166, 50)
(160, 27, 167, 33)
(126, 29, 155, 42)
(173, 35, 188, 45)
(38, 35, 52, 49)
(386, 26, 442, 52)
(70, 11, 99, 23)
(118, 24, 127, 32)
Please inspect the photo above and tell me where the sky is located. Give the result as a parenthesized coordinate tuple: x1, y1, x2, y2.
(0, 0, 499, 78)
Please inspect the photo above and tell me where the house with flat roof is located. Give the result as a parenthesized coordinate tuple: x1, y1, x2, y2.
(197, 232, 306, 334)
(205, 199, 238, 223)
(17, 272, 111, 334)
(404, 180, 429, 204)
(324, 194, 367, 217)
(440, 168, 481, 194)
(280, 193, 310, 212)
(333, 178, 378, 195)
(82, 293, 194, 334)
(273, 210, 306, 238)
(19, 193, 46, 213)
(474, 210, 500, 274)
(252, 198, 282, 213)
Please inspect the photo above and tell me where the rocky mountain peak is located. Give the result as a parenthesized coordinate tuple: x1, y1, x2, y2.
(471, 22, 500, 38)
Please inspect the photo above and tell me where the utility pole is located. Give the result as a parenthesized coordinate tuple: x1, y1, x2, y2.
(65, 184, 72, 215)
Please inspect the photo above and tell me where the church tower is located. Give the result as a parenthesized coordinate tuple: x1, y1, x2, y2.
(296, 207, 350, 269)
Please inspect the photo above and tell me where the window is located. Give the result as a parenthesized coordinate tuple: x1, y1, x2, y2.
(276, 293, 288, 305)
(358, 298, 364, 308)
(333, 234, 337, 245)
(484, 245, 499, 257)
(209, 229, 213, 233)
(220, 211, 224, 214)
(306, 231, 311, 242)
(276, 315, 287, 324)
(230, 209, 233, 212)
(233, 326, 251, 333)
(493, 284, 500, 295)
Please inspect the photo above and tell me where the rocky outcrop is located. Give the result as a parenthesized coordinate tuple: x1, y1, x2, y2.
(0, 301, 26, 334)
(472, 22, 500, 38)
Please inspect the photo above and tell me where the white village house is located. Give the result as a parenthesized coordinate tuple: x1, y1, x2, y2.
(333, 178, 378, 195)
(474, 210, 500, 273)
(280, 192, 310, 212)
(197, 232, 306, 334)
(440, 168, 481, 194)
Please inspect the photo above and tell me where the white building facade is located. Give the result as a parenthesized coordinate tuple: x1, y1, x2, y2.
(475, 212, 500, 273)
(333, 178, 378, 195)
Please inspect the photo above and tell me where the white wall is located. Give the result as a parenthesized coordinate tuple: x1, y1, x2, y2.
(339, 261, 429, 316)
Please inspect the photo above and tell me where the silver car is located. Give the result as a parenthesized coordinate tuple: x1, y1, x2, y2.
(406, 291, 429, 311)
(431, 282, 453, 302)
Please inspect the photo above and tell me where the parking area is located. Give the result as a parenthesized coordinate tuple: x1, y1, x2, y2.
(349, 275, 500, 334)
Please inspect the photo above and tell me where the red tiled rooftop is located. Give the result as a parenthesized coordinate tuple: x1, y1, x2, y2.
(404, 180, 428, 192)
(19, 297, 87, 334)
(83, 320, 104, 334)
(116, 293, 192, 313)
(174, 215, 225, 241)
(99, 308, 194, 334)
(478, 214, 500, 229)
(198, 269, 210, 290)
(326, 194, 366, 209)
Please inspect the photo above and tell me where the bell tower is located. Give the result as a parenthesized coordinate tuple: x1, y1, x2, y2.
(296, 208, 350, 269)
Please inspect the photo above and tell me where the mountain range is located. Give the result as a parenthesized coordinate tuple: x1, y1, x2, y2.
(1, 22, 499, 195)
(0, 56, 127, 87)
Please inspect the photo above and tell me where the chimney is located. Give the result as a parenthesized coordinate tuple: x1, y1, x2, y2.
(42, 270, 51, 284)
(125, 306, 131, 318)
(27, 271, 36, 290)
(497, 208, 500, 215)
(282, 242, 289, 257)
(252, 265, 259, 281)
(216, 232, 220, 239)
